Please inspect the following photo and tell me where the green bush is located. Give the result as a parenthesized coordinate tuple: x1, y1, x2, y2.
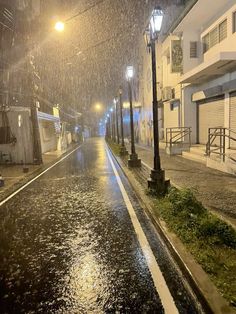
(154, 187, 236, 305)
(167, 188, 206, 215)
(199, 215, 236, 248)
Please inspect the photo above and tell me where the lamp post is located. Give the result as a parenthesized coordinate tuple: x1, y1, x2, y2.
(106, 113, 111, 139)
(110, 108, 115, 141)
(114, 97, 120, 144)
(145, 7, 169, 193)
(118, 87, 128, 155)
(126, 66, 141, 168)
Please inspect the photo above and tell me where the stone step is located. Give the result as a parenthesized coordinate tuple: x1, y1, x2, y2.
(182, 151, 206, 164)
(189, 145, 206, 155)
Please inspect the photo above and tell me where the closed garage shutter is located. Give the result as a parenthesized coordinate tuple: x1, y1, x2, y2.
(230, 92, 236, 149)
(198, 96, 224, 144)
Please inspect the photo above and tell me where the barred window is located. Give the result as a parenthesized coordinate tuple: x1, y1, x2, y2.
(190, 41, 198, 58)
(209, 26, 218, 48)
(233, 12, 236, 33)
(219, 19, 227, 42)
(203, 34, 210, 53)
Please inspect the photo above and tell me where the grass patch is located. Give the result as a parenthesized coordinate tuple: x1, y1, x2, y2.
(106, 139, 122, 156)
(154, 188, 236, 307)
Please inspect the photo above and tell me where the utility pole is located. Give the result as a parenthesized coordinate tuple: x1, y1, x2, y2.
(126, 66, 141, 168)
(119, 87, 128, 155)
(29, 55, 43, 164)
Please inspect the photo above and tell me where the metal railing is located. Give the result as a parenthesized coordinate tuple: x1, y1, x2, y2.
(206, 127, 236, 163)
(166, 127, 191, 149)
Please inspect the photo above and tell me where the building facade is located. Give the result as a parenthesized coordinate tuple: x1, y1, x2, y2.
(0, 0, 81, 164)
(137, 0, 236, 174)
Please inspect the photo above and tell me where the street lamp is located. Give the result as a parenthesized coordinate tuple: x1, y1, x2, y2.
(145, 7, 169, 194)
(114, 97, 120, 144)
(118, 87, 128, 156)
(110, 107, 115, 141)
(55, 21, 65, 32)
(126, 66, 141, 168)
(94, 103, 102, 137)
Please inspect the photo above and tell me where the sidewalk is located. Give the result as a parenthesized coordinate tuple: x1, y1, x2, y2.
(0, 144, 78, 202)
(130, 143, 236, 228)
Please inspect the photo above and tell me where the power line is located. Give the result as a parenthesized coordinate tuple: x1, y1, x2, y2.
(66, 0, 107, 22)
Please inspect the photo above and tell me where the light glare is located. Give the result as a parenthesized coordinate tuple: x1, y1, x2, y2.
(55, 21, 65, 32)
(150, 7, 163, 33)
(126, 66, 134, 80)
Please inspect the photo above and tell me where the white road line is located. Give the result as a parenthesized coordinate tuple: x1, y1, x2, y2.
(0, 145, 82, 208)
(106, 148, 179, 314)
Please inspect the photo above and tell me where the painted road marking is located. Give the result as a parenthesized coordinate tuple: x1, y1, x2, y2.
(0, 145, 82, 208)
(106, 148, 179, 314)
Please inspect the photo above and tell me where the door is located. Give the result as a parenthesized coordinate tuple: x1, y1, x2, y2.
(197, 96, 224, 145)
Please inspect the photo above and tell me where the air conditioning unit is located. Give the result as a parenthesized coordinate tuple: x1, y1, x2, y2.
(162, 87, 174, 101)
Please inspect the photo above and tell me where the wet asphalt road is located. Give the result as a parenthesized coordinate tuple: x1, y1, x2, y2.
(0, 138, 202, 314)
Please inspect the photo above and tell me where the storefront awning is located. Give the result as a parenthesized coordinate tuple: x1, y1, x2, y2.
(37, 111, 60, 122)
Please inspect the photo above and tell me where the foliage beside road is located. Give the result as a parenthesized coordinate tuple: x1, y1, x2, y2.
(154, 188, 236, 307)
(107, 139, 236, 308)
(106, 139, 121, 156)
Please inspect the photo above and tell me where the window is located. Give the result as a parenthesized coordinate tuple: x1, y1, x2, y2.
(203, 33, 210, 53)
(233, 11, 236, 33)
(209, 26, 218, 48)
(190, 41, 198, 58)
(202, 19, 228, 53)
(170, 101, 179, 111)
(219, 19, 227, 42)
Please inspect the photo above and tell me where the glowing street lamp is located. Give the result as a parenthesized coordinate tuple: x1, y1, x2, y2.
(150, 7, 164, 36)
(95, 103, 102, 111)
(145, 6, 170, 194)
(126, 66, 141, 168)
(126, 66, 134, 81)
(54, 21, 65, 32)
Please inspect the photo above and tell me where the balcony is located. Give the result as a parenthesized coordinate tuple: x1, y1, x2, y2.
(180, 52, 236, 84)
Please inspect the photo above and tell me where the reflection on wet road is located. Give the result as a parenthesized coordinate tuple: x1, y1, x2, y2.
(0, 138, 201, 313)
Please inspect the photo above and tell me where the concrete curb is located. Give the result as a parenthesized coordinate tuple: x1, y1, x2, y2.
(107, 143, 236, 314)
(0, 143, 82, 204)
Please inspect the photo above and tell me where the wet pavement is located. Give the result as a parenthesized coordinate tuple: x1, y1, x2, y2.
(133, 144, 236, 225)
(0, 138, 202, 313)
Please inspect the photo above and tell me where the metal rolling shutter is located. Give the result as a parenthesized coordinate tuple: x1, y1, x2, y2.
(230, 92, 236, 149)
(198, 96, 224, 144)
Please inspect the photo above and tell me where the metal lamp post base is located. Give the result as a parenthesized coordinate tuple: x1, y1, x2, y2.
(148, 169, 170, 194)
(119, 146, 128, 156)
(128, 153, 141, 168)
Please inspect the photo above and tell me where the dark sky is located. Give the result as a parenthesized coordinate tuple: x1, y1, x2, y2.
(40, 0, 182, 116)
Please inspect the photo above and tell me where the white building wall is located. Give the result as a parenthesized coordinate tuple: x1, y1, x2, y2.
(182, 30, 202, 73)
(182, 85, 198, 143)
(39, 120, 57, 154)
(172, 1, 236, 145)
(0, 107, 34, 164)
(162, 36, 181, 88)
